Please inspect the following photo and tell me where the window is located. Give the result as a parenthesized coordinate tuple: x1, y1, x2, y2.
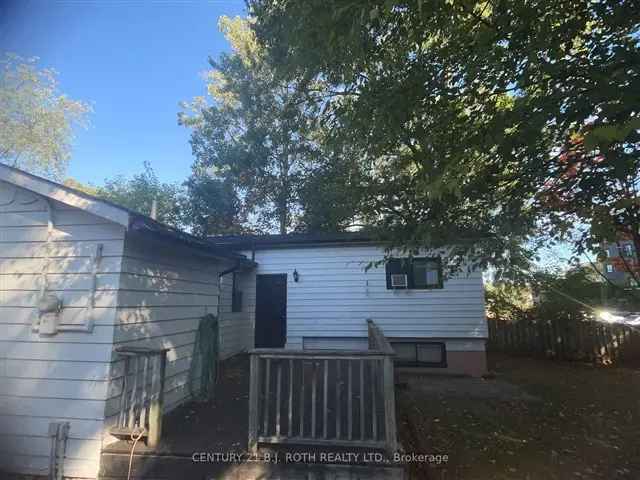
(624, 244, 634, 257)
(606, 264, 614, 273)
(231, 272, 243, 312)
(385, 257, 443, 289)
(390, 340, 446, 367)
(412, 258, 441, 288)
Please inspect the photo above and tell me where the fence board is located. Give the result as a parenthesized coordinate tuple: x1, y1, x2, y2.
(488, 317, 640, 364)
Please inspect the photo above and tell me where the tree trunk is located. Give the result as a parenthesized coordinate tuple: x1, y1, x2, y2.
(277, 151, 290, 235)
(279, 205, 287, 234)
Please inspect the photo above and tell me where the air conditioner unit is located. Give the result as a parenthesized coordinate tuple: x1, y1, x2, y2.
(391, 274, 408, 288)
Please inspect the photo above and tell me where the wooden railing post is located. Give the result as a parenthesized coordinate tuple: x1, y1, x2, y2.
(382, 354, 398, 454)
(367, 320, 398, 453)
(248, 353, 260, 455)
(147, 351, 167, 449)
(118, 357, 129, 427)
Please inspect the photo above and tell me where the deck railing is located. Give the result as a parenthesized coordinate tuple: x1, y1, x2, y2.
(248, 320, 397, 454)
(110, 346, 168, 448)
(367, 319, 395, 354)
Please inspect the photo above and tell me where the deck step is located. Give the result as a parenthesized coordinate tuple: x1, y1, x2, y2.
(99, 451, 405, 480)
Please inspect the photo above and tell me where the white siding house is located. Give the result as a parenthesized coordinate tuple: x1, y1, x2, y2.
(214, 235, 488, 377)
(1, 164, 487, 479)
(103, 234, 229, 434)
(0, 177, 126, 478)
(218, 269, 256, 360)
(0, 165, 254, 479)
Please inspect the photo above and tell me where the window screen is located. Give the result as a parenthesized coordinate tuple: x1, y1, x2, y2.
(391, 341, 446, 367)
(392, 343, 417, 362)
(417, 344, 445, 363)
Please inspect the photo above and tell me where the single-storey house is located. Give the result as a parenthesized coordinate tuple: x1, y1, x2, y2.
(0, 164, 487, 479)
(209, 234, 488, 375)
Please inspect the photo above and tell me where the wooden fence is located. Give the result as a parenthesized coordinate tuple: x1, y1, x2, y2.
(110, 346, 168, 447)
(248, 320, 397, 454)
(487, 317, 640, 364)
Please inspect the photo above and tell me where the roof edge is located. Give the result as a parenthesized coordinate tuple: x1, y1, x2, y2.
(207, 232, 379, 250)
(0, 163, 256, 266)
(129, 215, 256, 266)
(0, 163, 131, 227)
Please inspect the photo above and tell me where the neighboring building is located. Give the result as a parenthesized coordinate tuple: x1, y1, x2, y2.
(0, 165, 487, 479)
(0, 164, 254, 478)
(601, 240, 639, 288)
(212, 234, 488, 377)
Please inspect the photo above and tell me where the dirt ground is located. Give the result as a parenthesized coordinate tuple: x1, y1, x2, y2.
(397, 353, 640, 480)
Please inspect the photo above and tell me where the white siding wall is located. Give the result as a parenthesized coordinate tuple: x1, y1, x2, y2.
(0, 179, 258, 478)
(218, 269, 256, 359)
(246, 245, 487, 350)
(0, 180, 125, 479)
(104, 234, 224, 429)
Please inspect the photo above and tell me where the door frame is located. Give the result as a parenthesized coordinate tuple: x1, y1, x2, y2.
(254, 273, 288, 348)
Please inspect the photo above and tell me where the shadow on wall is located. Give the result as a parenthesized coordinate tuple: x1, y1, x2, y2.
(1, 262, 212, 475)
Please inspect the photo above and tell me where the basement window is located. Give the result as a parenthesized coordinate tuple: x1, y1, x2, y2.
(385, 257, 443, 289)
(390, 340, 447, 367)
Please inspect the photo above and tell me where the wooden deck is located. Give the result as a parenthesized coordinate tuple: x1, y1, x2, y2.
(100, 354, 405, 479)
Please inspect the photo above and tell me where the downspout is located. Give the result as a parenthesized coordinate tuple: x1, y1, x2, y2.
(48, 421, 70, 480)
(217, 260, 242, 319)
(210, 260, 242, 372)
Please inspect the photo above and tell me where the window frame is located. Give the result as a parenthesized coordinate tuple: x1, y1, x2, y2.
(231, 272, 243, 313)
(390, 339, 447, 368)
(385, 257, 443, 290)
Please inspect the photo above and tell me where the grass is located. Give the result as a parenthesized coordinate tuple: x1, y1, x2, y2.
(397, 353, 640, 480)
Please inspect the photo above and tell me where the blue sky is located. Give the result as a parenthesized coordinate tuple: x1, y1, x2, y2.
(0, 0, 246, 185)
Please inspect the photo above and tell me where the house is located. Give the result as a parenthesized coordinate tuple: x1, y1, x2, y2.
(0, 164, 487, 479)
(211, 233, 488, 376)
(0, 164, 254, 478)
(601, 240, 639, 288)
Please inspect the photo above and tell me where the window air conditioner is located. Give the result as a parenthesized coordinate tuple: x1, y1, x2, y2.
(391, 274, 408, 288)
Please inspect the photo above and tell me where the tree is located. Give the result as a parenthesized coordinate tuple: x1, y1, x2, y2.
(63, 177, 100, 196)
(96, 162, 184, 228)
(183, 170, 246, 237)
(250, 0, 640, 278)
(540, 128, 640, 285)
(296, 159, 365, 233)
(532, 267, 606, 322)
(0, 54, 90, 179)
(485, 281, 533, 322)
(179, 16, 326, 234)
(486, 265, 634, 324)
